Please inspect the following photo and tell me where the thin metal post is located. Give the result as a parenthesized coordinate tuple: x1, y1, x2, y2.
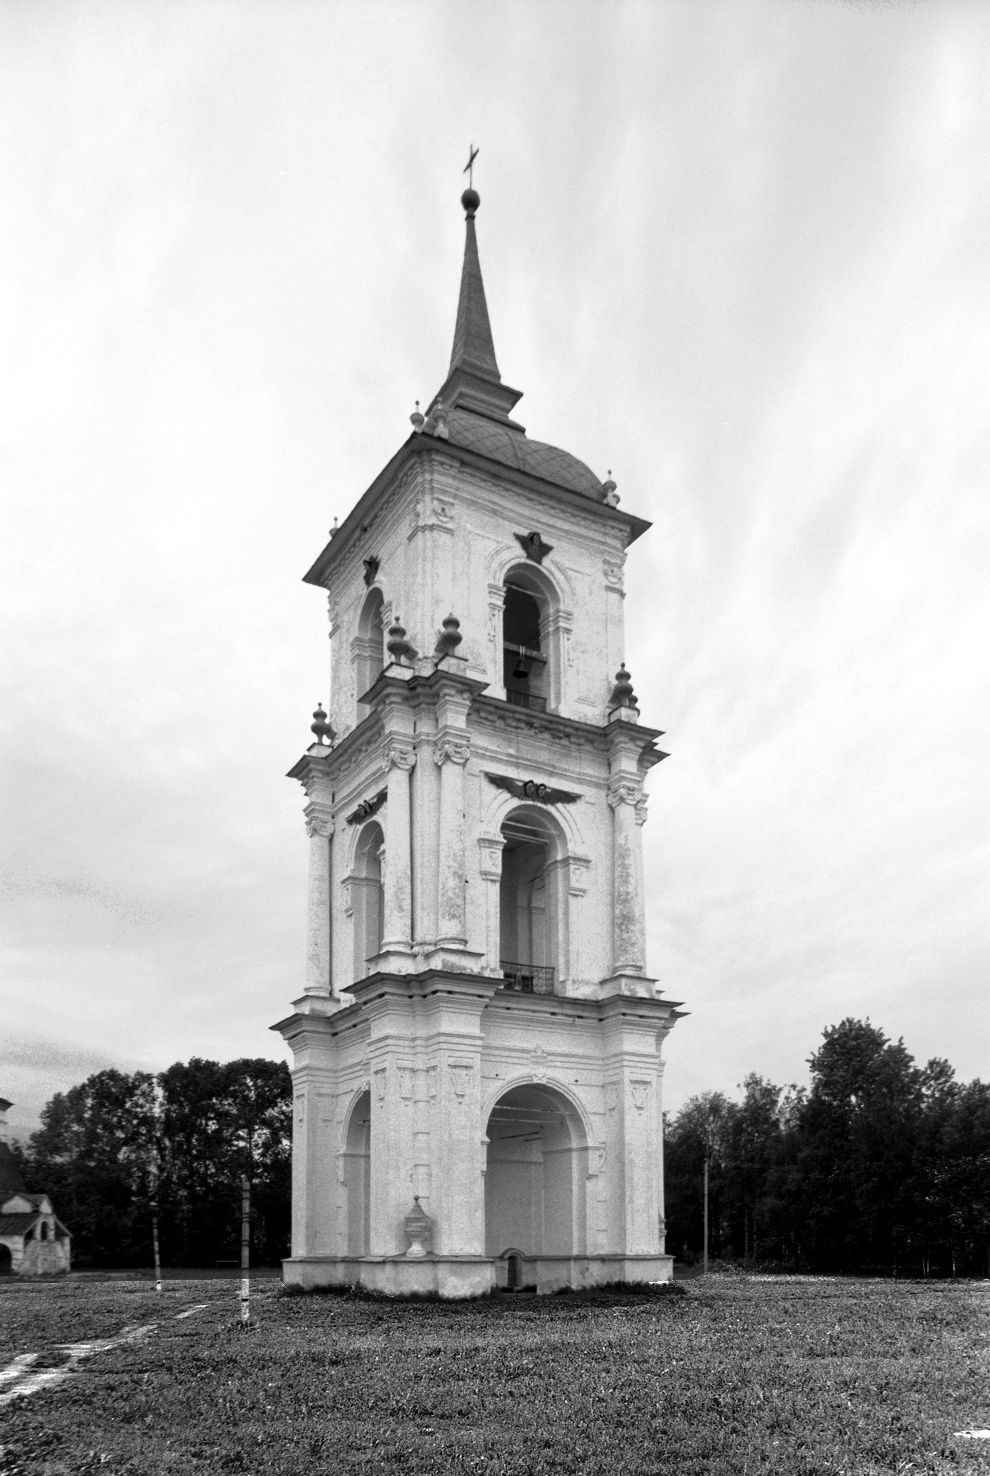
(702, 1152, 709, 1276)
(240, 1174, 251, 1324)
(151, 1200, 162, 1295)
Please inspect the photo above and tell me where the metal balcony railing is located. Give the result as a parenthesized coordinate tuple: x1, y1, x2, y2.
(500, 961, 556, 995)
(505, 689, 547, 712)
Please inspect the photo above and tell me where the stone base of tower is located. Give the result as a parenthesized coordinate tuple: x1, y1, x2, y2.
(282, 1254, 495, 1299)
(282, 1252, 674, 1298)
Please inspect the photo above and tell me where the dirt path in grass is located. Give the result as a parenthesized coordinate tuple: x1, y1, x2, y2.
(0, 1301, 210, 1408)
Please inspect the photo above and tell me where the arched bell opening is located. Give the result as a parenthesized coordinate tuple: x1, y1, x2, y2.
(351, 822, 385, 979)
(499, 807, 564, 995)
(484, 1084, 588, 1265)
(342, 1089, 371, 1257)
(502, 564, 560, 711)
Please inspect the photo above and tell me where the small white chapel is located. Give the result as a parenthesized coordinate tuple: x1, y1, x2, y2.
(273, 175, 684, 1296)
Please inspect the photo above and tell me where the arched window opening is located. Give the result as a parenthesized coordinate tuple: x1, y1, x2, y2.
(354, 588, 385, 711)
(499, 813, 555, 994)
(39, 1221, 49, 1241)
(503, 577, 548, 710)
(352, 822, 385, 977)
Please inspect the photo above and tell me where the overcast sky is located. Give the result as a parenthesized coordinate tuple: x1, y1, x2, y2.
(2, 0, 987, 1135)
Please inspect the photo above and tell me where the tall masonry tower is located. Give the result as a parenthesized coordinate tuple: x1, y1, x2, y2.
(273, 182, 684, 1296)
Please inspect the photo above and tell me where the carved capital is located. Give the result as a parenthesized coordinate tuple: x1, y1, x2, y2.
(434, 736, 470, 767)
(386, 741, 417, 773)
(304, 803, 334, 839)
(607, 778, 642, 810)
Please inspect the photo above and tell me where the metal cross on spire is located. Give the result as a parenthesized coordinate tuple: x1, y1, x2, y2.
(463, 143, 479, 188)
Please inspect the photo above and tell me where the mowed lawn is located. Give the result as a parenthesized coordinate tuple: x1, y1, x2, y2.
(1, 1276, 988, 1475)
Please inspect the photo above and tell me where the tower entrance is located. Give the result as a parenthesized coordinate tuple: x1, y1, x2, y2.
(485, 1084, 587, 1287)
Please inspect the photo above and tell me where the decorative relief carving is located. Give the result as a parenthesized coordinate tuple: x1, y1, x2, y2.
(477, 836, 504, 881)
(434, 737, 470, 767)
(411, 496, 455, 535)
(346, 789, 387, 825)
(514, 530, 553, 564)
(605, 1084, 619, 1114)
(374, 1068, 387, 1104)
(485, 773, 580, 805)
(398, 1067, 414, 1101)
(602, 558, 625, 588)
(530, 1046, 548, 1082)
(568, 856, 592, 897)
(340, 878, 354, 918)
(631, 1079, 651, 1112)
(635, 796, 649, 827)
(295, 1095, 306, 1129)
(449, 1063, 472, 1102)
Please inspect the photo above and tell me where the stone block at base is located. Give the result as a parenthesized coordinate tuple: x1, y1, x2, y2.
(282, 1257, 365, 1291)
(498, 1254, 675, 1294)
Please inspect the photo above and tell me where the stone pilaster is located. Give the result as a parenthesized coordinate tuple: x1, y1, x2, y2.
(434, 734, 470, 946)
(607, 775, 646, 976)
(381, 738, 416, 952)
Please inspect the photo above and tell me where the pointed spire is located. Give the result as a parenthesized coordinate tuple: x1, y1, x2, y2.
(427, 184, 525, 429)
(448, 190, 501, 382)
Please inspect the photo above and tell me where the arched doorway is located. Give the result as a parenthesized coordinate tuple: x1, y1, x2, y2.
(0, 1243, 12, 1274)
(484, 1084, 588, 1278)
(342, 1089, 370, 1257)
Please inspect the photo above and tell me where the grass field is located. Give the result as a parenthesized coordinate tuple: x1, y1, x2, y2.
(1, 1274, 988, 1475)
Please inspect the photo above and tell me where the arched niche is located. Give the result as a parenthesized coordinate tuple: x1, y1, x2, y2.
(352, 587, 385, 713)
(342, 1089, 371, 1257)
(350, 821, 385, 979)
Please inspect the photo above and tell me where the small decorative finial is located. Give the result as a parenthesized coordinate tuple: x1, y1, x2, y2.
(310, 703, 334, 745)
(462, 142, 480, 217)
(387, 622, 415, 664)
(410, 399, 425, 432)
(329, 517, 339, 537)
(602, 471, 619, 507)
(434, 613, 463, 659)
(609, 664, 637, 710)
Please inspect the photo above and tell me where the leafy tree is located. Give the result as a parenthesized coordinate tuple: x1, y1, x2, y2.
(27, 1057, 291, 1268)
(26, 1070, 159, 1266)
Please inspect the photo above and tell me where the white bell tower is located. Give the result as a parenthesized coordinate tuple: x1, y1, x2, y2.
(273, 181, 683, 1296)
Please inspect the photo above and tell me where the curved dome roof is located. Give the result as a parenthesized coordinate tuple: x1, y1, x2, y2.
(445, 409, 604, 501)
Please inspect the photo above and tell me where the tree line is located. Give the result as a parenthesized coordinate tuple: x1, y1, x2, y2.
(664, 1019, 990, 1276)
(16, 1058, 290, 1268)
